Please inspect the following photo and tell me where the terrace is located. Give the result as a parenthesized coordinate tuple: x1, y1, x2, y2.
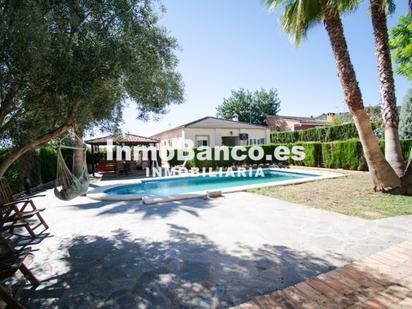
(7, 173, 412, 308)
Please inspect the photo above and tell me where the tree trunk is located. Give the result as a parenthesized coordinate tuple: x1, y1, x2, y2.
(370, 0, 406, 177)
(320, 1, 401, 191)
(0, 124, 73, 177)
(73, 128, 85, 177)
(352, 109, 402, 191)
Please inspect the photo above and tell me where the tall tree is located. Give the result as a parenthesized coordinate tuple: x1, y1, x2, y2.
(389, 13, 412, 80)
(369, 0, 405, 177)
(216, 88, 281, 125)
(265, 0, 402, 192)
(0, 0, 184, 176)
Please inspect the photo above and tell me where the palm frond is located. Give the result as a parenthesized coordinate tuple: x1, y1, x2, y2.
(263, 0, 286, 11)
(329, 0, 361, 12)
(281, 0, 322, 45)
(264, 0, 361, 45)
(381, 0, 396, 14)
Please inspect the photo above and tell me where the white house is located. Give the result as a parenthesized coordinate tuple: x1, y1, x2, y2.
(151, 116, 270, 149)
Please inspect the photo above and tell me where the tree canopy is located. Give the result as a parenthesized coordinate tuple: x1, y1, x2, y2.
(390, 14, 412, 80)
(216, 88, 280, 126)
(0, 0, 184, 175)
(399, 89, 412, 139)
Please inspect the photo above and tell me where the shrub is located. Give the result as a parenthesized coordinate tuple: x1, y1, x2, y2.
(400, 139, 412, 160)
(0, 146, 78, 193)
(291, 142, 322, 167)
(167, 138, 411, 172)
(399, 89, 412, 138)
(39, 148, 57, 183)
(321, 139, 368, 170)
(270, 122, 378, 143)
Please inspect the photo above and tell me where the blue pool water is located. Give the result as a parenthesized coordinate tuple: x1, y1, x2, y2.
(105, 169, 319, 196)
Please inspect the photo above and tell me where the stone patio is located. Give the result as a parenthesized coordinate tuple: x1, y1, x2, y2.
(11, 181, 412, 308)
(235, 240, 412, 308)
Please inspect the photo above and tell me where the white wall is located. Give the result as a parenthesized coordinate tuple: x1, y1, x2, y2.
(154, 128, 185, 149)
(154, 126, 270, 149)
(184, 127, 269, 147)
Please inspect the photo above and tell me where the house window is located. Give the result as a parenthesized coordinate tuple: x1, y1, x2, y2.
(196, 135, 209, 147)
(260, 138, 265, 144)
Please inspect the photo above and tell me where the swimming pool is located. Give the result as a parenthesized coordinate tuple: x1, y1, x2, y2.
(87, 168, 343, 203)
(106, 169, 317, 196)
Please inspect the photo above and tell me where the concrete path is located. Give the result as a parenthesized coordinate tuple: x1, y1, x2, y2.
(14, 183, 412, 308)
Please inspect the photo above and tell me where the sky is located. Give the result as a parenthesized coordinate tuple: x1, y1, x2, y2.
(120, 0, 411, 137)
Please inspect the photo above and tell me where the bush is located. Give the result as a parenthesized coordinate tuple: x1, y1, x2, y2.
(400, 139, 412, 160)
(0, 146, 82, 193)
(167, 138, 412, 172)
(291, 142, 322, 167)
(39, 148, 57, 183)
(321, 139, 368, 170)
(399, 89, 412, 139)
(270, 122, 378, 143)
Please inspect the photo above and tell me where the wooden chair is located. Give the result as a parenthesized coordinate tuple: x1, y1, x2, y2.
(0, 178, 48, 239)
(0, 236, 40, 309)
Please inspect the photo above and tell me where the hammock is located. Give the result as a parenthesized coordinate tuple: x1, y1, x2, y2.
(54, 146, 89, 201)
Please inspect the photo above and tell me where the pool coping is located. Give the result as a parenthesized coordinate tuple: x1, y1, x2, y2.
(87, 167, 346, 204)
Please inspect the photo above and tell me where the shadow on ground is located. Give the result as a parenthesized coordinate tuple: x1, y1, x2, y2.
(68, 197, 216, 219)
(21, 225, 340, 308)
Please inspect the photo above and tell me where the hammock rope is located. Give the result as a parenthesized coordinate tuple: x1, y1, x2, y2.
(54, 145, 89, 201)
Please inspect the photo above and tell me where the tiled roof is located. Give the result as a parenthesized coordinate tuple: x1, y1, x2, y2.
(265, 115, 329, 130)
(85, 133, 159, 145)
(266, 115, 329, 124)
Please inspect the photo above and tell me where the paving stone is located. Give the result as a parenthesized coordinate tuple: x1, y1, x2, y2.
(14, 188, 412, 308)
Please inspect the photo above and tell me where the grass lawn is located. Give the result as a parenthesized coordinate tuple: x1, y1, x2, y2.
(249, 171, 412, 219)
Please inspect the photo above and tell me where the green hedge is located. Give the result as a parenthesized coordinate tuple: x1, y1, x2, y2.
(1, 147, 77, 193)
(270, 122, 379, 143)
(321, 139, 368, 170)
(167, 138, 412, 172)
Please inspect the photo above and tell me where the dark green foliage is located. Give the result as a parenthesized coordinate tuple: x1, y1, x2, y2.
(0, 0, 183, 175)
(390, 14, 412, 80)
(39, 148, 57, 183)
(399, 89, 412, 139)
(400, 139, 412, 161)
(168, 139, 412, 172)
(270, 122, 379, 143)
(321, 139, 368, 171)
(0, 148, 22, 192)
(2, 146, 90, 193)
(216, 88, 281, 125)
(291, 142, 322, 167)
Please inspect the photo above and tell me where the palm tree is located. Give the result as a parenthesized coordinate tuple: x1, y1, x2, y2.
(265, 0, 401, 192)
(369, 0, 406, 177)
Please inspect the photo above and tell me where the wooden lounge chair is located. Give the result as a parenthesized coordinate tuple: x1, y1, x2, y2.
(0, 236, 40, 308)
(0, 178, 48, 239)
